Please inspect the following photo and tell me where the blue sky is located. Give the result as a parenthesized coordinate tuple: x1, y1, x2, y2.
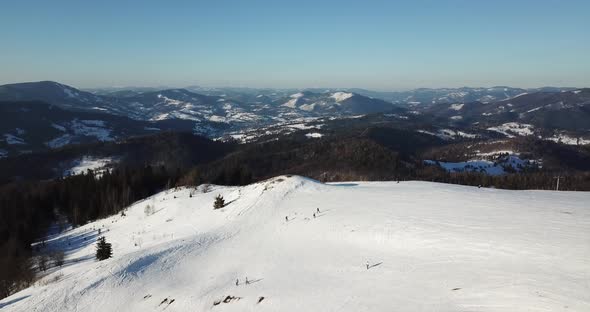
(1, 0, 588, 90)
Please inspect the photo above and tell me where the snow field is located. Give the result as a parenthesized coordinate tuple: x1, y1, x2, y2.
(2, 176, 589, 311)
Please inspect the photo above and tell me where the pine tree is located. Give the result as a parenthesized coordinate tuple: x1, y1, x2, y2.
(213, 194, 225, 209)
(95, 236, 112, 261)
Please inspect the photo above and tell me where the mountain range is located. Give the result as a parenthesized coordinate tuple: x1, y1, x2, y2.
(1, 81, 589, 159)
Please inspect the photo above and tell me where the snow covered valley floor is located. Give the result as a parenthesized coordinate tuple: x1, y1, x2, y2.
(2, 176, 589, 311)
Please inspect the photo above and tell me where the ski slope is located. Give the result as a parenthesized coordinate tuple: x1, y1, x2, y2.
(2, 176, 590, 311)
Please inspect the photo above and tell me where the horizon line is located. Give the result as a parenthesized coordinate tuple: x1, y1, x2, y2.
(0, 80, 586, 93)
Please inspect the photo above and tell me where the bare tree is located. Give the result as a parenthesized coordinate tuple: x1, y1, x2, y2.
(202, 184, 211, 193)
(50, 251, 65, 267)
(37, 254, 49, 272)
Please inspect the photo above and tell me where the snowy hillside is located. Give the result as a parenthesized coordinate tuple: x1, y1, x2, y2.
(2, 176, 589, 311)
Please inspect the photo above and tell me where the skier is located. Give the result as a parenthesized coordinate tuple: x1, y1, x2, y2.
(313, 213, 316, 218)
(366, 261, 369, 270)
(285, 216, 288, 222)
(316, 208, 320, 213)
(236, 279, 239, 286)
(245, 277, 250, 285)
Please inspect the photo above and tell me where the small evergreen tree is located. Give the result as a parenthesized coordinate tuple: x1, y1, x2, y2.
(95, 236, 112, 261)
(213, 195, 225, 209)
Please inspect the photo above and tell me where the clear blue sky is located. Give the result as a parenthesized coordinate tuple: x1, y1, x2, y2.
(1, 0, 588, 90)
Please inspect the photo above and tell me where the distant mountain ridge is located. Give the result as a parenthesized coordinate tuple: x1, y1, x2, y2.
(0, 81, 407, 125)
(0, 101, 199, 157)
(343, 86, 578, 105)
(1, 81, 589, 158)
(419, 89, 590, 131)
(276, 91, 403, 115)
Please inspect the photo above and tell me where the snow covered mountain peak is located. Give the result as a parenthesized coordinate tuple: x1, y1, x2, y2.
(2, 176, 589, 312)
(289, 92, 305, 99)
(330, 91, 354, 102)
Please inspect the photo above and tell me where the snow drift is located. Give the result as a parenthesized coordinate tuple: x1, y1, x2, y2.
(2, 176, 589, 311)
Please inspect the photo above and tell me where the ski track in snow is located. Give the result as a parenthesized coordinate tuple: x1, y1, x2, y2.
(2, 176, 589, 312)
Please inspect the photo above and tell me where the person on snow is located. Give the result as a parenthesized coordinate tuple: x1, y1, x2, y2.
(285, 216, 288, 222)
(245, 277, 250, 285)
(236, 279, 239, 286)
(313, 213, 316, 218)
(316, 208, 320, 213)
(366, 261, 370, 270)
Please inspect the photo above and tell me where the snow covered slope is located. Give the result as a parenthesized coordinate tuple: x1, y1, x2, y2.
(2, 176, 589, 311)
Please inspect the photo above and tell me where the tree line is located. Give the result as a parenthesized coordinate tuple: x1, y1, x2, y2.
(0, 165, 178, 298)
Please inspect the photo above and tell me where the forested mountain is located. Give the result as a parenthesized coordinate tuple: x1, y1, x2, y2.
(0, 101, 201, 157)
(419, 89, 590, 131)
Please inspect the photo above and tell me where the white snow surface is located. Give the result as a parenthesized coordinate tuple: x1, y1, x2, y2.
(282, 98, 299, 108)
(425, 159, 506, 175)
(63, 157, 114, 177)
(298, 103, 316, 111)
(156, 94, 185, 106)
(487, 123, 534, 138)
(62, 87, 79, 98)
(305, 132, 323, 138)
(3, 134, 26, 145)
(330, 92, 353, 102)
(383, 113, 409, 119)
(509, 92, 528, 99)
(424, 155, 537, 175)
(449, 103, 464, 110)
(46, 134, 73, 148)
(51, 123, 67, 132)
(418, 129, 478, 140)
(2, 176, 590, 312)
(209, 115, 227, 123)
(71, 119, 113, 141)
(546, 134, 590, 146)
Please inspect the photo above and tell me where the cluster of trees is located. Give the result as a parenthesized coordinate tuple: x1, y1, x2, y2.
(178, 135, 590, 191)
(0, 165, 178, 298)
(56, 165, 179, 225)
(0, 131, 234, 184)
(0, 132, 231, 299)
(421, 136, 590, 172)
(0, 181, 54, 298)
(412, 166, 590, 191)
(181, 137, 407, 185)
